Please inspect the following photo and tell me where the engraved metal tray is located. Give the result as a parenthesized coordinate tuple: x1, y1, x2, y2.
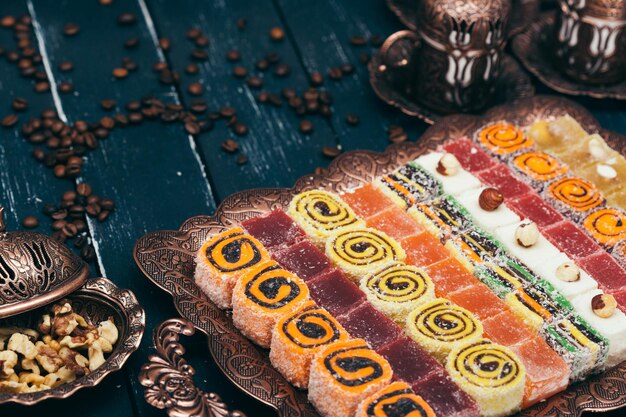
(134, 96, 626, 417)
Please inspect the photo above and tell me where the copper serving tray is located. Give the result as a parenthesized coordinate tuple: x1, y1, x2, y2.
(134, 96, 626, 417)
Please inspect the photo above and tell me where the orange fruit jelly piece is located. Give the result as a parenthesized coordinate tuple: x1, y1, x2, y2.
(424, 257, 478, 297)
(401, 232, 450, 268)
(482, 310, 536, 346)
(366, 207, 424, 241)
(341, 183, 395, 218)
(511, 336, 570, 408)
(447, 283, 505, 320)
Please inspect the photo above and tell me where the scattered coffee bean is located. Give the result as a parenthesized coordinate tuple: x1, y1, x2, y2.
(349, 35, 366, 46)
(81, 244, 95, 262)
(112, 67, 128, 79)
(195, 36, 209, 47)
(100, 198, 115, 211)
(322, 145, 341, 158)
(51, 209, 68, 221)
(52, 219, 66, 231)
(12, 97, 28, 112)
(34, 81, 50, 93)
(346, 113, 360, 126)
(222, 50, 240, 65)
(1, 15, 16, 28)
(274, 63, 290, 77)
(59, 82, 74, 94)
(63, 23, 80, 36)
(21, 216, 39, 229)
(74, 234, 87, 248)
(62, 222, 78, 238)
(100, 99, 116, 110)
(98, 210, 111, 222)
(191, 49, 208, 61)
(221, 138, 239, 153)
(186, 27, 201, 39)
(388, 125, 408, 143)
(86, 203, 101, 217)
(233, 66, 248, 78)
(122, 57, 138, 71)
(236, 18, 247, 30)
(270, 27, 285, 41)
(185, 63, 199, 74)
(117, 12, 137, 25)
(219, 106, 236, 118)
(327, 67, 342, 80)
(310, 72, 324, 86)
(1, 114, 18, 128)
(233, 122, 249, 136)
(159, 37, 171, 51)
(341, 63, 354, 74)
(257, 91, 270, 103)
(237, 153, 248, 165)
(76, 183, 92, 197)
(184, 121, 200, 135)
(255, 58, 269, 71)
(299, 119, 314, 134)
(188, 82, 203, 96)
(246, 75, 263, 89)
(58, 61, 73, 72)
(124, 37, 139, 48)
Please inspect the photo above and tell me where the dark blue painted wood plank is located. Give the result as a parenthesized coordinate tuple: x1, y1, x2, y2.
(274, 0, 427, 153)
(146, 0, 337, 201)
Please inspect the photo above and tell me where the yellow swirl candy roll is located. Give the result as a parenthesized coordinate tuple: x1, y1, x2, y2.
(360, 263, 436, 322)
(288, 190, 364, 246)
(406, 298, 483, 362)
(309, 338, 393, 417)
(355, 381, 436, 417)
(326, 227, 406, 282)
(270, 301, 349, 388)
(195, 227, 270, 309)
(446, 339, 526, 417)
(232, 260, 309, 348)
(478, 123, 533, 155)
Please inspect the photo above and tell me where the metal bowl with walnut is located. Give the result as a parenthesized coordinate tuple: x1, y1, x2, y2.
(135, 96, 626, 417)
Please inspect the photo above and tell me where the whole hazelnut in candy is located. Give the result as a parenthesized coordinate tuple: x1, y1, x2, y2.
(478, 187, 503, 211)
(556, 262, 580, 282)
(436, 153, 460, 176)
(592, 293, 617, 318)
(515, 222, 539, 248)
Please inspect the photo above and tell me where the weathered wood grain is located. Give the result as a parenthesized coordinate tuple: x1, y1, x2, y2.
(274, 0, 428, 153)
(146, 0, 338, 201)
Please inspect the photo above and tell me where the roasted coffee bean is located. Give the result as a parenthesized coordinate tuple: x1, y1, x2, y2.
(237, 153, 248, 165)
(94, 128, 109, 139)
(63, 23, 80, 36)
(52, 220, 67, 231)
(185, 63, 199, 75)
(388, 125, 408, 143)
(188, 82, 203, 96)
(1, 114, 18, 128)
(322, 145, 341, 158)
(51, 209, 68, 220)
(63, 190, 77, 202)
(255, 58, 269, 71)
(76, 183, 92, 196)
(346, 113, 360, 126)
(62, 223, 78, 238)
(288, 96, 303, 108)
(257, 91, 270, 103)
(159, 37, 171, 51)
(233, 122, 248, 136)
(299, 119, 314, 134)
(270, 27, 285, 41)
(281, 88, 296, 99)
(124, 37, 139, 48)
(59, 82, 74, 93)
(112, 67, 128, 79)
(86, 203, 101, 217)
(236, 18, 246, 30)
(190, 100, 207, 113)
(117, 12, 137, 25)
(195, 36, 209, 47)
(310, 72, 324, 86)
(81, 245, 95, 262)
(153, 62, 168, 72)
(97, 210, 110, 222)
(221, 138, 239, 153)
(129, 112, 143, 124)
(226, 49, 240, 62)
(327, 67, 342, 80)
(158, 69, 179, 85)
(11, 97, 28, 112)
(246, 75, 263, 89)
(69, 205, 85, 218)
(74, 234, 87, 248)
(59, 61, 74, 72)
(0, 15, 16, 28)
(100, 99, 116, 110)
(303, 89, 319, 101)
(314, 167, 325, 175)
(34, 81, 50, 93)
(21, 216, 39, 229)
(219, 106, 236, 118)
(99, 116, 115, 129)
(349, 35, 366, 46)
(100, 198, 115, 211)
(233, 66, 247, 78)
(341, 63, 354, 74)
(184, 121, 200, 135)
(123, 58, 138, 71)
(198, 119, 213, 132)
(273, 63, 290, 77)
(32, 148, 45, 161)
(186, 27, 201, 39)
(191, 49, 208, 61)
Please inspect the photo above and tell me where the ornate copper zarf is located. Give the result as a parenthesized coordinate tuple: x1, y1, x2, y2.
(553, 0, 626, 84)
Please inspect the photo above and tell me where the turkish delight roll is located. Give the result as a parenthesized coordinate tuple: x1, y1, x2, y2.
(270, 300, 349, 388)
(360, 263, 435, 322)
(326, 227, 406, 282)
(355, 381, 436, 417)
(373, 164, 441, 209)
(406, 298, 483, 362)
(231, 260, 309, 348)
(446, 339, 526, 417)
(288, 190, 364, 246)
(195, 227, 270, 309)
(477, 122, 533, 156)
(308, 338, 392, 417)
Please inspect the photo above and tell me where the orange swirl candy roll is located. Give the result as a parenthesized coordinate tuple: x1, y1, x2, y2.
(309, 338, 393, 417)
(232, 260, 309, 348)
(513, 151, 569, 182)
(548, 176, 604, 214)
(195, 227, 270, 309)
(583, 208, 626, 248)
(355, 381, 436, 417)
(270, 301, 349, 388)
(478, 123, 533, 155)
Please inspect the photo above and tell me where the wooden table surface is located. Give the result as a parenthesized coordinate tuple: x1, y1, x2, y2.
(1, 1, 624, 416)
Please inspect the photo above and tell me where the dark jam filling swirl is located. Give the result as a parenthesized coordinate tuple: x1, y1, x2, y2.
(207, 233, 263, 273)
(244, 265, 301, 309)
(366, 389, 432, 417)
(324, 346, 384, 387)
(282, 309, 342, 348)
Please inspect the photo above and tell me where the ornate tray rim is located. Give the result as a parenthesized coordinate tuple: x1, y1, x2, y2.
(0, 277, 146, 405)
(134, 95, 626, 417)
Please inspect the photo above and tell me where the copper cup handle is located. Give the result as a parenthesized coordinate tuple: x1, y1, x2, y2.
(378, 30, 420, 73)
